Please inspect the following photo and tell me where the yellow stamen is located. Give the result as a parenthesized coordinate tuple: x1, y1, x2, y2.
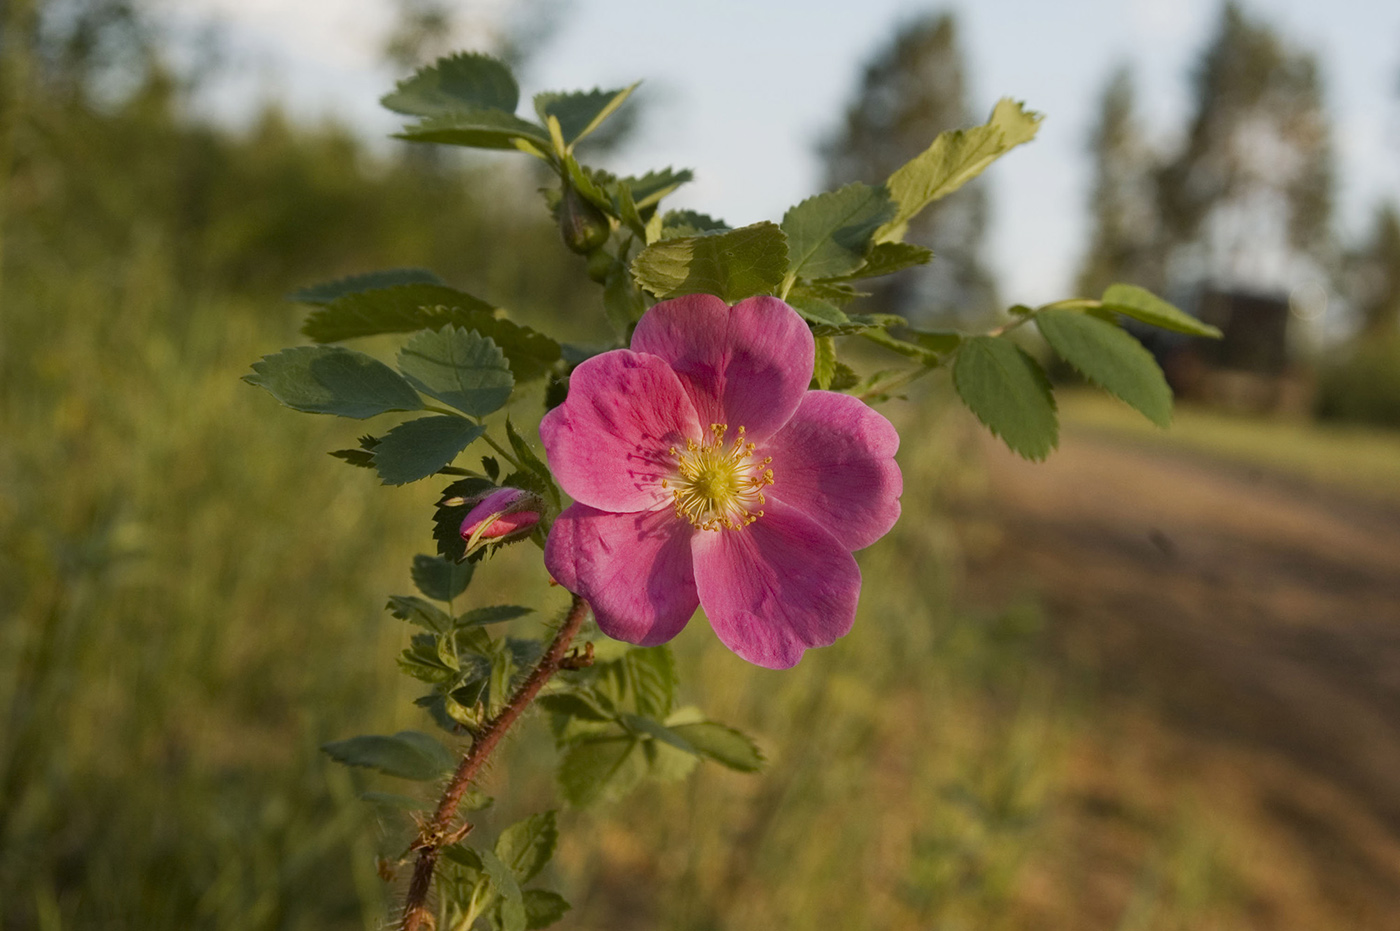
(668, 423, 774, 531)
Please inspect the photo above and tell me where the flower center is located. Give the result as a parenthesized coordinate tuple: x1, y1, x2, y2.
(663, 423, 774, 532)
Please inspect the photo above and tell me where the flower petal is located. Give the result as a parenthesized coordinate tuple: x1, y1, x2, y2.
(545, 503, 699, 647)
(630, 294, 814, 442)
(691, 498, 860, 669)
(760, 390, 902, 550)
(540, 349, 701, 513)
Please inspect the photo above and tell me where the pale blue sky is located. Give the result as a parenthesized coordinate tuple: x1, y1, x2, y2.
(187, 0, 1399, 304)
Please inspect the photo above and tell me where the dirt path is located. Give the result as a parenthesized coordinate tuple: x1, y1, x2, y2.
(962, 426, 1400, 926)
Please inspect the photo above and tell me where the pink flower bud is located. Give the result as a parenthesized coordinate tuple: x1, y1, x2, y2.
(459, 488, 543, 553)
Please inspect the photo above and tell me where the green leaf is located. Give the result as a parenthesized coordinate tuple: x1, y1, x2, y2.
(788, 279, 863, 308)
(953, 336, 1058, 461)
(615, 168, 693, 209)
(412, 553, 474, 602)
(558, 736, 645, 807)
(290, 268, 446, 305)
(373, 416, 487, 485)
(660, 209, 728, 239)
(398, 327, 514, 417)
(1036, 309, 1173, 427)
(522, 889, 571, 930)
(533, 84, 638, 146)
(1101, 284, 1223, 338)
(506, 419, 561, 510)
(457, 605, 534, 627)
(537, 693, 615, 722)
(632, 222, 788, 302)
(329, 434, 380, 470)
(480, 848, 526, 931)
(625, 646, 677, 718)
(396, 109, 551, 151)
(320, 731, 455, 781)
(863, 328, 944, 365)
(387, 594, 452, 632)
(813, 335, 837, 389)
(359, 791, 430, 811)
(301, 283, 495, 340)
(877, 99, 1042, 242)
(781, 182, 897, 279)
(905, 328, 963, 354)
(245, 346, 423, 419)
(495, 811, 558, 883)
(828, 241, 933, 281)
(668, 722, 765, 772)
(829, 361, 859, 391)
(382, 52, 519, 117)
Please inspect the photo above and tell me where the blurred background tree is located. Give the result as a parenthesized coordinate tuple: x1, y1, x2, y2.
(821, 11, 998, 324)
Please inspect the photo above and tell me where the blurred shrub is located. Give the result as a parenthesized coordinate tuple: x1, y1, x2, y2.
(1316, 331, 1400, 428)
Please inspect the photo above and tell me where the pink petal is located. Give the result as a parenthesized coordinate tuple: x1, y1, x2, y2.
(545, 503, 700, 646)
(540, 350, 701, 513)
(630, 295, 814, 442)
(760, 391, 903, 551)
(691, 498, 860, 669)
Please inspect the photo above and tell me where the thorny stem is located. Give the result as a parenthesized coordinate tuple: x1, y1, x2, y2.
(400, 593, 591, 931)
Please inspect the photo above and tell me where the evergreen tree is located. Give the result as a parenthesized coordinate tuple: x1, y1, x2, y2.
(1076, 67, 1164, 297)
(1157, 2, 1334, 293)
(822, 11, 997, 321)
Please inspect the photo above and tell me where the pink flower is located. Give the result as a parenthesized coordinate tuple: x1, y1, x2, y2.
(541, 295, 902, 669)
(459, 487, 543, 554)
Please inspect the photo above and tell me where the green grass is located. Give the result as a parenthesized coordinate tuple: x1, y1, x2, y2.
(1058, 390, 1400, 501)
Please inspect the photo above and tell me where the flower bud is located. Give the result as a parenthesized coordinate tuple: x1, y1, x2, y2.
(459, 487, 543, 554)
(558, 182, 611, 254)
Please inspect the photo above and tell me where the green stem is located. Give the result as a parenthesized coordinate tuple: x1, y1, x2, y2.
(480, 431, 522, 472)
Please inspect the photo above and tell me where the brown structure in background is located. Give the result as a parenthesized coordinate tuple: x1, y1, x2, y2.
(1160, 288, 1314, 416)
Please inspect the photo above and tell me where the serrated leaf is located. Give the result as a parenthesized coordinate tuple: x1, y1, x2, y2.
(615, 168, 693, 209)
(953, 336, 1058, 461)
(522, 889, 570, 930)
(398, 327, 514, 417)
(829, 361, 859, 391)
(290, 268, 446, 305)
(360, 791, 430, 811)
(668, 722, 765, 772)
(301, 283, 495, 340)
(480, 848, 526, 931)
(788, 279, 863, 308)
(412, 553, 475, 602)
(813, 336, 837, 389)
(905, 328, 963, 354)
(320, 731, 455, 781)
(387, 594, 452, 631)
(396, 109, 551, 150)
(781, 183, 897, 280)
(329, 447, 376, 469)
(625, 646, 677, 718)
(457, 605, 533, 627)
(534, 84, 638, 146)
(660, 209, 728, 239)
(382, 52, 519, 117)
(495, 811, 557, 883)
(245, 346, 423, 419)
(644, 738, 699, 782)
(373, 416, 487, 486)
(558, 736, 645, 807)
(620, 714, 695, 753)
(828, 241, 933, 281)
(1036, 309, 1172, 427)
(505, 419, 561, 509)
(877, 99, 1041, 243)
(863, 328, 944, 365)
(538, 693, 615, 722)
(632, 222, 788, 302)
(1101, 284, 1222, 338)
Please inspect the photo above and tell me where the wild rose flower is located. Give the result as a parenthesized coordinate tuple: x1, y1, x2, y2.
(459, 487, 543, 555)
(541, 294, 902, 668)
